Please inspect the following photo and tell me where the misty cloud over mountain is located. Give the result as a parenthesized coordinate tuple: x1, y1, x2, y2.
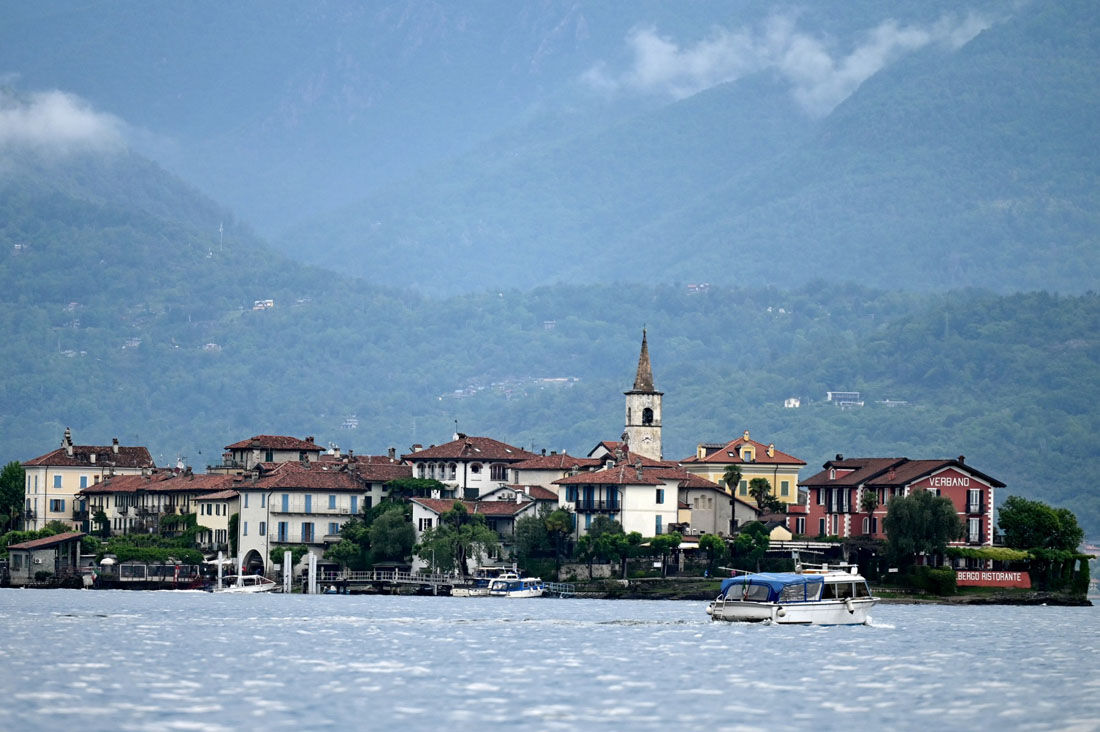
(582, 12, 993, 115)
(0, 88, 123, 156)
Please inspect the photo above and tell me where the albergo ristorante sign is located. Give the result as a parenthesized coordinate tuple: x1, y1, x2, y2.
(955, 570, 1031, 588)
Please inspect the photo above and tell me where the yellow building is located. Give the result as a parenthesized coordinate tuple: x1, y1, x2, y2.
(22, 428, 155, 531)
(680, 430, 806, 507)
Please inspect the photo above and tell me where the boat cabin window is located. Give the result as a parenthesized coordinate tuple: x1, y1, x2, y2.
(823, 582, 855, 599)
(779, 581, 822, 602)
(854, 582, 871, 598)
(733, 583, 771, 602)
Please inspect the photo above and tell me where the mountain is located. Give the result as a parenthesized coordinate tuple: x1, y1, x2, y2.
(284, 0, 1099, 295)
(1, 141, 1098, 535)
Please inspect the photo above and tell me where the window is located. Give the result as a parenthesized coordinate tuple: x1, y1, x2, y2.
(781, 480, 790, 497)
(470, 463, 481, 475)
(299, 451, 307, 462)
(449, 463, 457, 480)
(259, 521, 266, 537)
(656, 488, 664, 504)
(282, 494, 289, 512)
(265, 450, 274, 462)
(585, 514, 592, 529)
(655, 515, 663, 534)
(364, 496, 373, 510)
(328, 522, 339, 536)
(742, 449, 752, 462)
(244, 493, 249, 509)
(243, 522, 248, 536)
(350, 496, 358, 515)
(80, 476, 87, 489)
(277, 522, 288, 542)
(796, 517, 806, 535)
(305, 495, 312, 514)
(94, 475, 99, 484)
(968, 488, 982, 513)
(328, 495, 336, 510)
(417, 464, 425, 478)
(301, 523, 314, 543)
(429, 463, 436, 478)
(862, 517, 869, 533)
(53, 475, 62, 488)
(829, 468, 836, 480)
(642, 407, 654, 425)
(739, 480, 747, 496)
(819, 518, 826, 536)
(566, 486, 578, 502)
(261, 493, 266, 508)
(418, 517, 433, 531)
(968, 518, 981, 543)
(490, 464, 507, 481)
(816, 488, 824, 506)
(49, 499, 65, 512)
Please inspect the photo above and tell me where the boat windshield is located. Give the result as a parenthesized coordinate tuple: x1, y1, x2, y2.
(720, 573, 825, 603)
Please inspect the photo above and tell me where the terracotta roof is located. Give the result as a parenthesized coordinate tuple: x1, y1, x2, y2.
(554, 465, 664, 486)
(194, 489, 239, 501)
(24, 445, 154, 469)
(800, 458, 904, 487)
(354, 463, 413, 482)
(680, 435, 804, 466)
(511, 454, 602, 471)
(411, 498, 535, 517)
(864, 459, 1005, 488)
(224, 435, 323, 451)
(402, 436, 537, 462)
(253, 461, 364, 491)
(81, 471, 236, 495)
(500, 485, 559, 501)
(7, 531, 85, 550)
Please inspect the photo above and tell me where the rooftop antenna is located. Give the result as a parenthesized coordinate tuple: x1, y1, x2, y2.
(218, 221, 224, 253)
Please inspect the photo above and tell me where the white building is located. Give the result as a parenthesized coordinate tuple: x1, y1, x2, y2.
(402, 435, 538, 500)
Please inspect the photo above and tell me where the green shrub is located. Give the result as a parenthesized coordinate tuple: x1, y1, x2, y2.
(34, 570, 53, 582)
(926, 568, 957, 596)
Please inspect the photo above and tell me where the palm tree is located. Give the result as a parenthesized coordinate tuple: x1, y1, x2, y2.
(722, 464, 742, 496)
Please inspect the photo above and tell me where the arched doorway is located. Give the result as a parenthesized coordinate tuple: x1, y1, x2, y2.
(241, 549, 265, 576)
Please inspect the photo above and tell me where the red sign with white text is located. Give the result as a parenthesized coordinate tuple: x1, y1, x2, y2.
(955, 570, 1031, 588)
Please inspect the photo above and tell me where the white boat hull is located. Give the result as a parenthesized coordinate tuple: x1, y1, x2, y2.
(488, 587, 545, 598)
(451, 587, 490, 597)
(707, 597, 876, 625)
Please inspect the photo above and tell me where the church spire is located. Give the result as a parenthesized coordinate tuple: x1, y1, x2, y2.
(632, 329, 655, 392)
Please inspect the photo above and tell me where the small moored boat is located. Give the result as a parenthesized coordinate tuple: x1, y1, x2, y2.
(212, 574, 277, 594)
(706, 564, 876, 625)
(487, 572, 545, 598)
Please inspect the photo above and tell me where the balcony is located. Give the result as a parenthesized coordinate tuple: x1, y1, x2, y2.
(966, 502, 985, 514)
(72, 509, 89, 521)
(575, 500, 620, 512)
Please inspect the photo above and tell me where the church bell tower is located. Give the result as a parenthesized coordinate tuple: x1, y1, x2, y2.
(624, 329, 663, 461)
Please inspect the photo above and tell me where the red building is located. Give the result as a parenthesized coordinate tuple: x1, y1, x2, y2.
(793, 455, 1004, 546)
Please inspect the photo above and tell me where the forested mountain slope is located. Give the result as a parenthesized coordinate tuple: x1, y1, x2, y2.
(286, 0, 1099, 295)
(1, 146, 1097, 535)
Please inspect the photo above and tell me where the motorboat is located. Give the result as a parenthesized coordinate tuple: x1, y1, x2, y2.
(706, 564, 876, 625)
(212, 574, 277, 594)
(487, 572, 545, 598)
(451, 566, 515, 597)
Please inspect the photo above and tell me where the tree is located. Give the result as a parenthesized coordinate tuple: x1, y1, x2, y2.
(269, 544, 309, 571)
(0, 461, 24, 531)
(748, 477, 783, 514)
(92, 510, 111, 538)
(998, 496, 1083, 551)
(649, 532, 682, 577)
(883, 490, 963, 566)
(415, 501, 499, 576)
(227, 512, 239, 558)
(545, 508, 575, 574)
(605, 531, 645, 579)
(722, 465, 742, 496)
(731, 521, 770, 571)
(860, 488, 879, 533)
(367, 507, 415, 563)
(698, 533, 728, 575)
(514, 508, 552, 561)
(383, 477, 447, 499)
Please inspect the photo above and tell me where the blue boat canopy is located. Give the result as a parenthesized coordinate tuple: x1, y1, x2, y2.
(719, 572, 824, 602)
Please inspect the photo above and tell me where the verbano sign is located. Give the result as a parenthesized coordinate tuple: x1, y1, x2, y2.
(956, 570, 1031, 588)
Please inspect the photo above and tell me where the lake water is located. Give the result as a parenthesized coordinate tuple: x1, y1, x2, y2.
(0, 589, 1096, 731)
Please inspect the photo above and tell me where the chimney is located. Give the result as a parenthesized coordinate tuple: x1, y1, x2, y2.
(348, 449, 354, 459)
(89, 452, 96, 464)
(743, 430, 750, 441)
(411, 444, 422, 452)
(635, 465, 644, 481)
(388, 447, 396, 461)
(957, 455, 965, 464)
(306, 436, 315, 444)
(550, 450, 557, 456)
(63, 427, 74, 457)
(541, 448, 546, 456)
(835, 453, 844, 461)
(524, 486, 530, 495)
(767, 443, 775, 458)
(112, 437, 119, 454)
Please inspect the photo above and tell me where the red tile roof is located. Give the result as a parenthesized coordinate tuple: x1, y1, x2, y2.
(801, 457, 1004, 488)
(402, 436, 537, 462)
(194, 489, 239, 501)
(800, 458, 908, 487)
(411, 498, 535, 517)
(500, 485, 559, 501)
(224, 435, 323, 451)
(680, 435, 804, 466)
(81, 471, 236, 495)
(554, 465, 664, 486)
(7, 531, 85, 550)
(24, 445, 154, 469)
(253, 461, 364, 491)
(511, 454, 602, 471)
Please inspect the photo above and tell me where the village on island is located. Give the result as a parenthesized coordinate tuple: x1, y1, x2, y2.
(4, 334, 1091, 603)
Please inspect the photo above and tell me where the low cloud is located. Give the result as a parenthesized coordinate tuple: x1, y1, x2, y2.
(0, 88, 124, 155)
(583, 12, 993, 116)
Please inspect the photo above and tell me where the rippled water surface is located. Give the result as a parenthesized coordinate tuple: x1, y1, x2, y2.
(1, 589, 1097, 731)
